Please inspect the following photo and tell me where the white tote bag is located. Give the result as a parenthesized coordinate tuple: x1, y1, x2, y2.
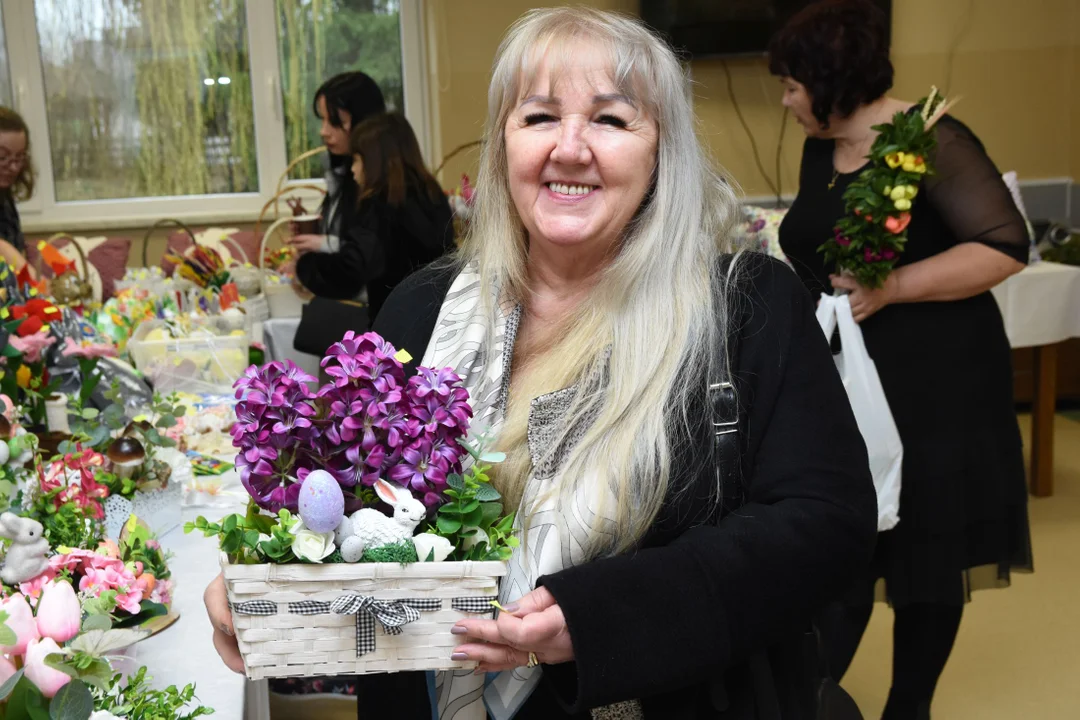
(816, 293, 902, 531)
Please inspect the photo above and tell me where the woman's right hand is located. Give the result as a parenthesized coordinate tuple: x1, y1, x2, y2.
(204, 573, 245, 674)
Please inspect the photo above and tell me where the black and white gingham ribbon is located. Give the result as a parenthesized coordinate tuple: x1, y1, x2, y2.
(231, 595, 497, 657)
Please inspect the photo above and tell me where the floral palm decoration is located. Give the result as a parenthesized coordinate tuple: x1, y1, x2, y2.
(820, 87, 956, 288)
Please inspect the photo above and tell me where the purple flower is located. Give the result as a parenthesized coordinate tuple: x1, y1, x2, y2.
(389, 439, 449, 493)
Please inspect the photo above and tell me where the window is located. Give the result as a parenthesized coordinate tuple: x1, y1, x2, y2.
(35, 0, 256, 201)
(277, 0, 404, 180)
(0, 5, 11, 107)
(3, 0, 427, 231)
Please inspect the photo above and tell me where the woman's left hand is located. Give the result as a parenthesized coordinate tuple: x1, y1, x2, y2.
(829, 273, 899, 323)
(288, 234, 326, 255)
(451, 587, 575, 672)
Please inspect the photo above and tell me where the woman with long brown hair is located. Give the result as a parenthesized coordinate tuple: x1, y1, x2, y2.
(290, 112, 454, 353)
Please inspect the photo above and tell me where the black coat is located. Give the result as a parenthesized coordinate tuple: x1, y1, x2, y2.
(360, 253, 877, 719)
(296, 183, 454, 320)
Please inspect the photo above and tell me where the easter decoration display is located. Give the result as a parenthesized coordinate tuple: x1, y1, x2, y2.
(0, 526, 206, 720)
(185, 331, 516, 679)
(819, 87, 955, 289)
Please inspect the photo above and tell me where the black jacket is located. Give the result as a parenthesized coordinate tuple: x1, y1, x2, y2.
(296, 184, 454, 320)
(361, 253, 876, 719)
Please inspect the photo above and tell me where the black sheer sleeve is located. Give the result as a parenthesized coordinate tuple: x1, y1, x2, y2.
(924, 118, 1029, 264)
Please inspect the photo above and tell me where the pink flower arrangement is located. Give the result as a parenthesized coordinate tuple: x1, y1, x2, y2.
(34, 580, 81, 643)
(60, 336, 118, 359)
(47, 547, 145, 615)
(0, 593, 40, 655)
(24, 637, 70, 697)
(38, 446, 110, 519)
(8, 328, 56, 363)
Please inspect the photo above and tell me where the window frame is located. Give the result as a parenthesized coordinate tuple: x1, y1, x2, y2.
(1, 0, 431, 233)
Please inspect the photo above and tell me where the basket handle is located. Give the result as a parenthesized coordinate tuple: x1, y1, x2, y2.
(254, 183, 327, 240)
(259, 215, 318, 296)
(38, 233, 90, 282)
(142, 218, 197, 268)
(435, 139, 481, 176)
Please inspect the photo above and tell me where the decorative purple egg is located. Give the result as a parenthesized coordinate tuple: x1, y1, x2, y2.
(297, 470, 345, 533)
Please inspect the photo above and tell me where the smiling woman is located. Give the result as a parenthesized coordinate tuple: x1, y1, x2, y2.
(203, 7, 878, 720)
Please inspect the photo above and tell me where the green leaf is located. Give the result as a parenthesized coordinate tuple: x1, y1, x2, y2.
(424, 548, 435, 562)
(445, 474, 465, 492)
(436, 516, 462, 534)
(82, 614, 112, 632)
(458, 499, 480, 514)
(0, 619, 15, 648)
(222, 515, 238, 534)
(43, 654, 79, 680)
(474, 484, 501, 502)
(479, 502, 503, 528)
(244, 529, 262, 547)
(463, 507, 484, 527)
(0, 668, 23, 701)
(79, 407, 99, 420)
(479, 451, 506, 463)
(49, 679, 94, 720)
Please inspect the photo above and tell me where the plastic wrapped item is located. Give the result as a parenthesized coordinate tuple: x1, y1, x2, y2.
(128, 317, 249, 395)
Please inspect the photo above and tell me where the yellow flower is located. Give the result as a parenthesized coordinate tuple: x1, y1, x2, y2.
(16, 365, 31, 389)
(902, 159, 917, 172)
(882, 185, 893, 197)
(890, 186, 906, 201)
(894, 198, 912, 211)
(904, 185, 919, 200)
(885, 152, 905, 169)
(911, 157, 928, 174)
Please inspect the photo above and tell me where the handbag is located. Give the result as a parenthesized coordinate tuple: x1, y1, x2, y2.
(293, 295, 371, 358)
(815, 293, 902, 531)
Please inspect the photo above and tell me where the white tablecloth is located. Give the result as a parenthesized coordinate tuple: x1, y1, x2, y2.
(256, 318, 321, 377)
(992, 261, 1080, 348)
(135, 490, 269, 720)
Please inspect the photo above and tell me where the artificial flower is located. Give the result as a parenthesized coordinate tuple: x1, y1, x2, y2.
(15, 364, 30, 389)
(884, 151, 904, 169)
(61, 336, 118, 359)
(290, 520, 336, 563)
(884, 213, 912, 234)
(0, 656, 16, 686)
(0, 593, 40, 655)
(24, 637, 71, 697)
(9, 327, 56, 362)
(19, 570, 57, 607)
(35, 580, 81, 643)
(894, 198, 912, 211)
(413, 533, 454, 562)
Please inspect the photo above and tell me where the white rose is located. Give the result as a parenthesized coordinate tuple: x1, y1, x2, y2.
(90, 712, 123, 720)
(290, 520, 336, 563)
(413, 534, 454, 562)
(460, 528, 489, 552)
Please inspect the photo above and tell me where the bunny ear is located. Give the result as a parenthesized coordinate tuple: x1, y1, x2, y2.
(374, 479, 399, 506)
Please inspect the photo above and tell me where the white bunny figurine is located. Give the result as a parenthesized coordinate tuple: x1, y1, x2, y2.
(0, 512, 50, 584)
(335, 480, 426, 563)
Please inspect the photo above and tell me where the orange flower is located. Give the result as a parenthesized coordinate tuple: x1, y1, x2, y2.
(884, 213, 912, 234)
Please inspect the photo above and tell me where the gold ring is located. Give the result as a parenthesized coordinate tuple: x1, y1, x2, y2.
(526, 652, 539, 668)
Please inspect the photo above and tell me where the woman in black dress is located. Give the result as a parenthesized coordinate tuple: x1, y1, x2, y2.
(770, 1, 1033, 718)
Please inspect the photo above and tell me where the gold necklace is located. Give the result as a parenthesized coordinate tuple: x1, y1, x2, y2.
(827, 169, 840, 190)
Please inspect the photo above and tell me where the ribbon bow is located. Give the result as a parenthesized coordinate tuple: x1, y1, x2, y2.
(331, 594, 423, 656)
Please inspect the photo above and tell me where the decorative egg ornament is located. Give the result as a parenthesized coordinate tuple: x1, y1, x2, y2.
(297, 470, 345, 533)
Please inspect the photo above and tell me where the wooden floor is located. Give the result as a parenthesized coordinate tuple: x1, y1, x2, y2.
(269, 413, 1080, 720)
(845, 413, 1080, 719)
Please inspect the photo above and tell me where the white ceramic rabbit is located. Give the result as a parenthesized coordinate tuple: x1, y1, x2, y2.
(335, 480, 426, 563)
(0, 512, 50, 584)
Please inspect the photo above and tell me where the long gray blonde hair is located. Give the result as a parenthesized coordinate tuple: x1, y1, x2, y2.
(459, 7, 742, 558)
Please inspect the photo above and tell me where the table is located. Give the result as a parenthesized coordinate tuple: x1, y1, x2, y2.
(256, 318, 321, 377)
(136, 494, 270, 720)
(991, 261, 1080, 496)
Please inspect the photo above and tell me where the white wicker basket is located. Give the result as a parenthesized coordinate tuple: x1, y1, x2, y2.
(222, 556, 507, 679)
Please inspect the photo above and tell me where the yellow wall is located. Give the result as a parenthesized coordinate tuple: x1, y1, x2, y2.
(430, 0, 1080, 199)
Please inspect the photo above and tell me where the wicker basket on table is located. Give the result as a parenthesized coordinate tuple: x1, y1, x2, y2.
(222, 556, 507, 678)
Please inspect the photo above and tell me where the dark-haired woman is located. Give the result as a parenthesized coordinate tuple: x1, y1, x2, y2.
(289, 71, 387, 278)
(0, 107, 35, 278)
(769, 1, 1032, 717)
(292, 112, 453, 322)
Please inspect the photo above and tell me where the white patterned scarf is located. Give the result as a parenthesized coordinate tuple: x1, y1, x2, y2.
(421, 263, 624, 720)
